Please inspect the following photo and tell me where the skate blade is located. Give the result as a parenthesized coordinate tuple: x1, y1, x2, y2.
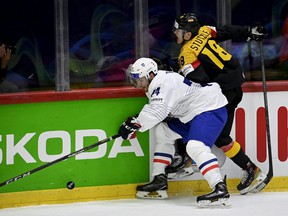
(136, 190, 168, 199)
(167, 167, 195, 179)
(249, 172, 268, 193)
(239, 172, 267, 195)
(198, 198, 231, 208)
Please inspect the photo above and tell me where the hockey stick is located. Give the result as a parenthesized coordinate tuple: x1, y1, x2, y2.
(0, 134, 121, 187)
(251, 41, 273, 193)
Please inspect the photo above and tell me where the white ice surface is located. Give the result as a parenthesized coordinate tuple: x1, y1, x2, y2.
(1, 192, 287, 216)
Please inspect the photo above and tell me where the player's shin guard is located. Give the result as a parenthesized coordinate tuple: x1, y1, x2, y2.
(152, 122, 179, 176)
(136, 122, 177, 200)
(186, 140, 222, 188)
(151, 143, 174, 176)
(136, 148, 172, 199)
(186, 140, 230, 206)
(221, 141, 251, 170)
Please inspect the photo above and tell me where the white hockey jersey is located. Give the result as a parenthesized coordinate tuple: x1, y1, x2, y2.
(137, 70, 228, 132)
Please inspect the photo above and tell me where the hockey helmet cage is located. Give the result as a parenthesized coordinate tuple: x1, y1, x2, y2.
(174, 13, 200, 35)
(130, 58, 158, 80)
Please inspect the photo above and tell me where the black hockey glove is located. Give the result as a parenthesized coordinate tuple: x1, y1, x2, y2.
(248, 25, 268, 41)
(118, 117, 141, 140)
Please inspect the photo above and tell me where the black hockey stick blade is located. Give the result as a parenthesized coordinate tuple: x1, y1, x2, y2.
(0, 134, 121, 187)
(251, 41, 273, 193)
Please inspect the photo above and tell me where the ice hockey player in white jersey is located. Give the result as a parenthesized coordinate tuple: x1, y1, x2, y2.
(118, 57, 230, 207)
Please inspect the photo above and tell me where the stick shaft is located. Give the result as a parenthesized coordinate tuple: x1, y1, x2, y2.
(0, 134, 120, 187)
(259, 41, 273, 175)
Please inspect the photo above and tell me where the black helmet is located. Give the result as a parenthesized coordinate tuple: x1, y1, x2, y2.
(174, 13, 200, 35)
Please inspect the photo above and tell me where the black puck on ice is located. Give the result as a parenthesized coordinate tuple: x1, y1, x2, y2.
(66, 181, 75, 190)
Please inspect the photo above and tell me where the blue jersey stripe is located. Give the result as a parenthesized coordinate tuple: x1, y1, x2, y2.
(198, 158, 218, 170)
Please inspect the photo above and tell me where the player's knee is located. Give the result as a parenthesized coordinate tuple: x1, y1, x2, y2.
(186, 140, 211, 160)
(154, 143, 175, 156)
(215, 136, 232, 148)
(155, 122, 181, 145)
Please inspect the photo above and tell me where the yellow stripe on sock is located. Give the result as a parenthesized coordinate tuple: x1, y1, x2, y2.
(224, 141, 241, 158)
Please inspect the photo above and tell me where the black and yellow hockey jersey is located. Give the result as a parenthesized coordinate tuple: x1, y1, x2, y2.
(178, 25, 250, 90)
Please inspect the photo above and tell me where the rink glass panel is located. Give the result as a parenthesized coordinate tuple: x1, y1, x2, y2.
(1, 0, 286, 92)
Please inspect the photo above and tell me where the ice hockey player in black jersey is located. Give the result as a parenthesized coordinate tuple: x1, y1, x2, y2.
(166, 13, 268, 195)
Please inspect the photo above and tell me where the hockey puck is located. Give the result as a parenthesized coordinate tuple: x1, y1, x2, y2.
(66, 181, 75, 190)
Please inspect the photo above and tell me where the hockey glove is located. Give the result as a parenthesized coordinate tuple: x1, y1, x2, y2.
(248, 25, 268, 41)
(118, 117, 141, 140)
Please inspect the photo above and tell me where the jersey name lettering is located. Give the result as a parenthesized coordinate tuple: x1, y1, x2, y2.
(190, 29, 210, 51)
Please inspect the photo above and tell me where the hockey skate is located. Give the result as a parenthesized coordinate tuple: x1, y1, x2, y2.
(136, 174, 168, 199)
(165, 153, 194, 179)
(237, 163, 267, 195)
(197, 181, 230, 207)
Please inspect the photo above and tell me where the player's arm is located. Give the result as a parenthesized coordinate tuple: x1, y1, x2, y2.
(211, 25, 268, 42)
(117, 103, 163, 140)
(213, 25, 250, 42)
(178, 56, 210, 83)
(137, 80, 174, 131)
(118, 81, 172, 139)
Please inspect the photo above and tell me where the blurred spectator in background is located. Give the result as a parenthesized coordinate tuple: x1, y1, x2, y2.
(0, 44, 18, 93)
